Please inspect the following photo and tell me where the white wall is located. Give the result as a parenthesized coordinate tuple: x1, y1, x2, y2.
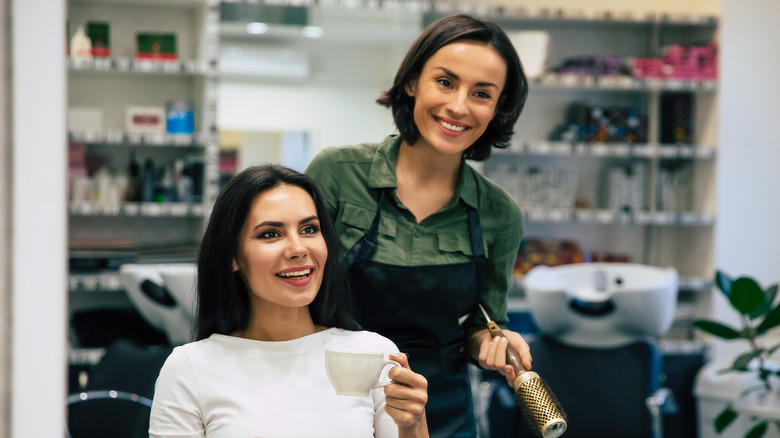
(218, 82, 395, 160)
(712, 0, 780, 357)
(0, 0, 9, 435)
(10, 0, 68, 437)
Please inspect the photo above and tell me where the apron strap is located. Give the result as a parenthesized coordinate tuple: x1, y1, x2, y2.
(467, 208, 485, 258)
(342, 190, 385, 268)
(467, 207, 488, 306)
(364, 190, 385, 247)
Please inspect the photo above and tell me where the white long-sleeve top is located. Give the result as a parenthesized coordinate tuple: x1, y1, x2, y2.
(149, 327, 401, 438)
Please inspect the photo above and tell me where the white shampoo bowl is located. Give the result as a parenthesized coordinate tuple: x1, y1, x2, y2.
(523, 263, 678, 348)
(119, 263, 197, 346)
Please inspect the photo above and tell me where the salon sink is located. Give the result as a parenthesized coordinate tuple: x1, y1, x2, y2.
(522, 263, 678, 348)
(119, 263, 197, 346)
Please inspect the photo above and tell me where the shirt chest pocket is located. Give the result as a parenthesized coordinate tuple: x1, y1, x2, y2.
(338, 202, 397, 245)
(437, 232, 476, 258)
(437, 232, 490, 263)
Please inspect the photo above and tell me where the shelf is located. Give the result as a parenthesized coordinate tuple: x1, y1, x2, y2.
(69, 202, 206, 217)
(678, 277, 713, 291)
(70, 0, 208, 8)
(496, 141, 716, 159)
(532, 74, 717, 92)
(69, 130, 208, 147)
(520, 208, 715, 226)
(70, 272, 124, 292)
(68, 348, 107, 366)
(68, 57, 216, 76)
(438, 4, 718, 25)
(222, 1, 717, 26)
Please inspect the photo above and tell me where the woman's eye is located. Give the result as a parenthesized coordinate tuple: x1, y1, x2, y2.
(258, 230, 281, 239)
(475, 91, 492, 99)
(437, 78, 452, 88)
(301, 224, 320, 235)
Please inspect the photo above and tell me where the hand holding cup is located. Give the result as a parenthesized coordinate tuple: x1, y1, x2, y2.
(325, 349, 400, 396)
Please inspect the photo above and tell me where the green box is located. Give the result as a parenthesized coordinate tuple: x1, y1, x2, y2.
(136, 33, 177, 60)
(86, 22, 110, 57)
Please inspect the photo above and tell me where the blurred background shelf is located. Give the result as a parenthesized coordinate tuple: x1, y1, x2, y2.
(68, 201, 206, 217)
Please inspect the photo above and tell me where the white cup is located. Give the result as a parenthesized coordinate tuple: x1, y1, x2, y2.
(325, 349, 400, 396)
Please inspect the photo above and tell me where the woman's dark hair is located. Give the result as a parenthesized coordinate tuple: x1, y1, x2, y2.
(377, 14, 528, 161)
(194, 163, 360, 340)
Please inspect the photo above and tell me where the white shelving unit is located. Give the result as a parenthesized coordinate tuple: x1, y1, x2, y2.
(216, 1, 718, 343)
(66, 0, 220, 301)
(472, 10, 719, 344)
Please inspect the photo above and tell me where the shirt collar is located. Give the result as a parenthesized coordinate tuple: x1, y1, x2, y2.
(367, 135, 479, 209)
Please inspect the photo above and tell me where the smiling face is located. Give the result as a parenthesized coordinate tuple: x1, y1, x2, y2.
(232, 184, 328, 313)
(406, 40, 507, 156)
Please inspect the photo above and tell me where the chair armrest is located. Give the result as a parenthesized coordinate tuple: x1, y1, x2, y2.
(646, 387, 679, 415)
(67, 389, 153, 407)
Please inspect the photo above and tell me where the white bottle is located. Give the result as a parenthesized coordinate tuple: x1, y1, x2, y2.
(70, 25, 92, 59)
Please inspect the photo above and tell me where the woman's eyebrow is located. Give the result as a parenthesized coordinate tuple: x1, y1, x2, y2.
(253, 216, 319, 231)
(253, 220, 283, 231)
(435, 67, 499, 89)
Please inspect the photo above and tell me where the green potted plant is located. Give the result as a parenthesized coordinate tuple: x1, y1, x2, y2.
(694, 270, 780, 438)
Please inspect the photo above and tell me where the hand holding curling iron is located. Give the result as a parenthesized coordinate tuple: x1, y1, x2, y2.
(473, 324, 532, 386)
(475, 304, 568, 438)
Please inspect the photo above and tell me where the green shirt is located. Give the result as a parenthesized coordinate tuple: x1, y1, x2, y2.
(305, 135, 523, 335)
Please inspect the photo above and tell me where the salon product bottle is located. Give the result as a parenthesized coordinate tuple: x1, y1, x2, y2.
(166, 101, 195, 135)
(159, 162, 177, 202)
(93, 167, 111, 204)
(126, 150, 142, 202)
(174, 159, 192, 203)
(141, 158, 156, 202)
(70, 25, 93, 59)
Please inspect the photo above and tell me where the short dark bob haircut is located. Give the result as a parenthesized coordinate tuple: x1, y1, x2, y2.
(194, 163, 360, 341)
(377, 14, 528, 161)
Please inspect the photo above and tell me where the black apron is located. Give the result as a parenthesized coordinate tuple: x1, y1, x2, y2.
(343, 190, 487, 438)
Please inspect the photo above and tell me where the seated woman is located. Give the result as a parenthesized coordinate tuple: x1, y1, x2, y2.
(149, 164, 429, 438)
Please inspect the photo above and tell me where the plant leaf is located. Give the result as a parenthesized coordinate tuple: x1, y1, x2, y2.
(756, 301, 780, 334)
(767, 343, 780, 356)
(732, 350, 764, 370)
(745, 421, 768, 438)
(748, 284, 774, 319)
(715, 270, 732, 297)
(751, 284, 779, 319)
(730, 277, 765, 315)
(765, 284, 778, 311)
(715, 406, 737, 432)
(694, 319, 741, 339)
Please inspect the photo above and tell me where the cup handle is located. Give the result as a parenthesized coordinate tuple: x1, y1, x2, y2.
(373, 359, 401, 389)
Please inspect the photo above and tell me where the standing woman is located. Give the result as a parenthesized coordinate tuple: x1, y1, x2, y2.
(306, 14, 531, 437)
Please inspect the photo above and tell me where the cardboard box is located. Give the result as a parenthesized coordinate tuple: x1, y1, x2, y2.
(126, 106, 166, 134)
(87, 22, 110, 57)
(136, 33, 177, 61)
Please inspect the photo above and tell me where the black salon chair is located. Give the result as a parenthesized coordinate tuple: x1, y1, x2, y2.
(66, 339, 172, 438)
(479, 335, 677, 438)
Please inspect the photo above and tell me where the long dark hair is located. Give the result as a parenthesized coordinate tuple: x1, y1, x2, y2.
(194, 164, 360, 340)
(377, 14, 528, 161)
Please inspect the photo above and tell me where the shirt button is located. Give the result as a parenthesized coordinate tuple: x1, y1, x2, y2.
(414, 231, 421, 238)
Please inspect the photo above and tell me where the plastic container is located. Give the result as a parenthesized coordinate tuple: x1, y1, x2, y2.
(166, 101, 195, 135)
(695, 359, 780, 438)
